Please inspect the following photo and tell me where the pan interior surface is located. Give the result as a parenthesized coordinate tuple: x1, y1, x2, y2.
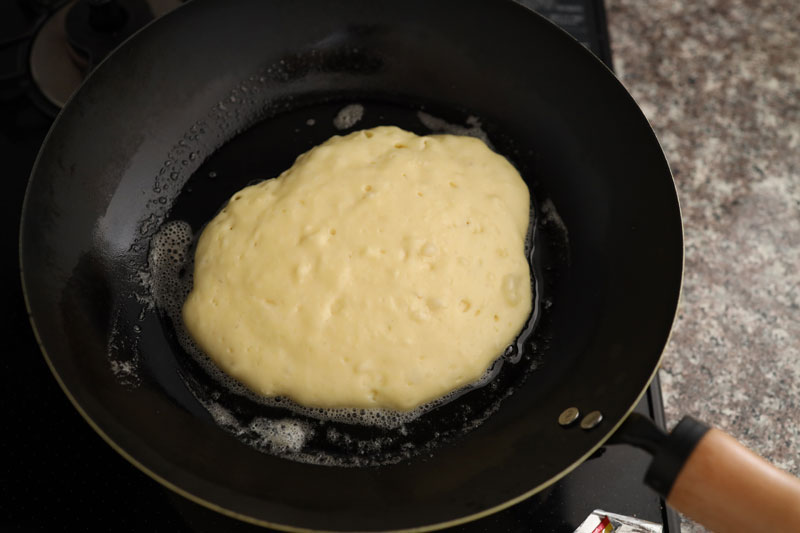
(149, 98, 547, 471)
(19, 0, 682, 531)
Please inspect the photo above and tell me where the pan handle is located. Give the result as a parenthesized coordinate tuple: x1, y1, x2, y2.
(614, 413, 800, 532)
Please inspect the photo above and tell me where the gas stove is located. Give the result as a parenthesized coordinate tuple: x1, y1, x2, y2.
(1, 1, 679, 531)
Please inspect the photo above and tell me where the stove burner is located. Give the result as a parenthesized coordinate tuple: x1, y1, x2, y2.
(28, 0, 181, 109)
(29, 3, 82, 108)
(65, 0, 154, 70)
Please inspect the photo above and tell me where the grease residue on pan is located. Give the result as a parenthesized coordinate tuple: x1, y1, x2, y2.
(107, 311, 142, 388)
(417, 112, 492, 147)
(333, 103, 364, 129)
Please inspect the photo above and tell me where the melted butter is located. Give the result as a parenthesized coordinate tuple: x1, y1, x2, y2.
(183, 126, 532, 411)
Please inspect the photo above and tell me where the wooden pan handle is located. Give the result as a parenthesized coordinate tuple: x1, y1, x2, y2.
(667, 427, 800, 533)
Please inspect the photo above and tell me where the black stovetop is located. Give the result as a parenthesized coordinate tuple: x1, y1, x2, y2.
(1, 1, 679, 531)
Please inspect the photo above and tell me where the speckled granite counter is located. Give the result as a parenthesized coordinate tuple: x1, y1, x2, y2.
(605, 0, 800, 530)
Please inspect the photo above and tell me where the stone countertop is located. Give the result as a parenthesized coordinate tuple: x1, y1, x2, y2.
(605, 0, 800, 531)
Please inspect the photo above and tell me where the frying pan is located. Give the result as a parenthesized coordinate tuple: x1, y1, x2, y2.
(19, 0, 800, 531)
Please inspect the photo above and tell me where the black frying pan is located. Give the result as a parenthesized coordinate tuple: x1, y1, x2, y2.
(22, 1, 800, 531)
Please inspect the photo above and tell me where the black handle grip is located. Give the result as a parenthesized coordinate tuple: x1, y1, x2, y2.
(612, 413, 711, 497)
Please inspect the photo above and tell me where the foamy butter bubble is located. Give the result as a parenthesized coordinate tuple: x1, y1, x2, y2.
(248, 418, 309, 453)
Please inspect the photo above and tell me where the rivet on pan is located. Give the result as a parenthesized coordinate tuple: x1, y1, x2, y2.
(558, 407, 580, 426)
(580, 410, 603, 430)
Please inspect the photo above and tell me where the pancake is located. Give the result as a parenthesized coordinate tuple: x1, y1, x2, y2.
(182, 126, 532, 411)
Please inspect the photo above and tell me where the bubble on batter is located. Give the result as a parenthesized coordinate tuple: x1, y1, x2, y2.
(333, 103, 364, 130)
(417, 112, 492, 148)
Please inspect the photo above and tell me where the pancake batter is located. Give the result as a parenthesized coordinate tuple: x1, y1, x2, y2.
(183, 126, 532, 411)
